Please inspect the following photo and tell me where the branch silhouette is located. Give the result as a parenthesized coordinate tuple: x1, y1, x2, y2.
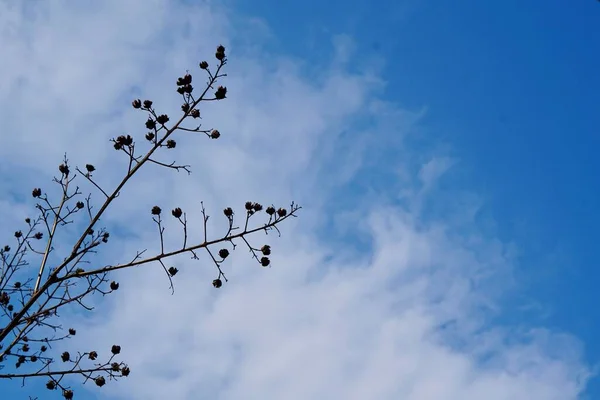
(0, 45, 300, 399)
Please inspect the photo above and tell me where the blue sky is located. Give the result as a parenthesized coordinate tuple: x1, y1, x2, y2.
(1, 0, 599, 399)
(242, 0, 600, 375)
(239, 0, 600, 375)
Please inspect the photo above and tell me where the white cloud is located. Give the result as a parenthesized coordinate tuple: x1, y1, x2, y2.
(0, 1, 592, 399)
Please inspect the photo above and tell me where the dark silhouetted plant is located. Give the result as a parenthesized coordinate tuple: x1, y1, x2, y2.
(0, 45, 300, 399)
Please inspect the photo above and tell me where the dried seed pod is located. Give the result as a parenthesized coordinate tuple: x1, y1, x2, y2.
(215, 86, 227, 99)
(261, 245, 271, 256)
(156, 114, 170, 124)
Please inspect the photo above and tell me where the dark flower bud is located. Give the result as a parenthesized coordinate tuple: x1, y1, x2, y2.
(143, 100, 153, 108)
(32, 188, 42, 197)
(171, 208, 183, 218)
(245, 201, 253, 210)
(253, 203, 263, 212)
(111, 345, 121, 355)
(89, 351, 98, 360)
(156, 114, 169, 124)
(110, 281, 119, 290)
(61, 351, 70, 362)
(85, 164, 95, 172)
(266, 206, 276, 216)
(30, 355, 37, 362)
(223, 207, 233, 217)
(215, 45, 226, 60)
(145, 132, 155, 141)
(46, 380, 56, 390)
(166, 139, 176, 149)
(114, 135, 133, 148)
(68, 328, 76, 335)
(111, 362, 120, 371)
(212, 278, 222, 288)
(132, 99, 142, 109)
(59, 163, 69, 175)
(260, 257, 270, 267)
(145, 118, 156, 129)
(63, 389, 74, 399)
(95, 376, 106, 387)
(76, 201, 84, 209)
(277, 208, 287, 217)
(210, 129, 220, 139)
(14, 230, 23, 238)
(199, 61, 209, 69)
(190, 109, 200, 118)
(215, 86, 227, 99)
(181, 103, 190, 113)
(2, 246, 9, 252)
(261, 245, 271, 255)
(168, 266, 178, 276)
(121, 366, 131, 376)
(219, 249, 229, 259)
(34, 232, 43, 240)
(0, 292, 9, 305)
(151, 206, 161, 215)
(41, 345, 47, 352)
(25, 218, 30, 224)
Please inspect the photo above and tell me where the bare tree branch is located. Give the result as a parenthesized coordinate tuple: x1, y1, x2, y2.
(0, 45, 300, 399)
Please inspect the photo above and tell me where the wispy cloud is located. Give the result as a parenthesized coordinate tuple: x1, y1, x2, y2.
(0, 1, 591, 399)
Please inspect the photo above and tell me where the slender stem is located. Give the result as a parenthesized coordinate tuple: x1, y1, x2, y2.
(33, 179, 69, 293)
